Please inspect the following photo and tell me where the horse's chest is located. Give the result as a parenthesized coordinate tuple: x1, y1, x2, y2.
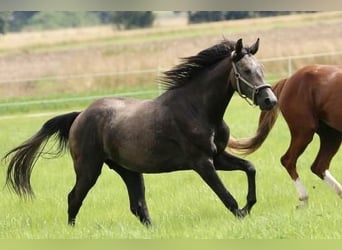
(187, 127, 217, 154)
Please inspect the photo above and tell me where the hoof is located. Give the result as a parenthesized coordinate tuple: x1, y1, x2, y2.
(142, 219, 152, 227)
(234, 208, 248, 219)
(296, 198, 308, 209)
(68, 218, 76, 226)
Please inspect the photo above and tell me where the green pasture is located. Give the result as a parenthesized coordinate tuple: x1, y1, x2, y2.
(1, 94, 342, 239)
(0, 86, 158, 116)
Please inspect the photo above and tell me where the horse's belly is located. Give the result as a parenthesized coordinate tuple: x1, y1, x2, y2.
(114, 148, 188, 173)
(324, 119, 342, 133)
(106, 130, 187, 173)
(319, 99, 342, 133)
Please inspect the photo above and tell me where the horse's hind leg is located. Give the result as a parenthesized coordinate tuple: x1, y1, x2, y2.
(214, 151, 256, 215)
(67, 157, 103, 226)
(105, 160, 151, 226)
(280, 128, 315, 207)
(311, 123, 342, 198)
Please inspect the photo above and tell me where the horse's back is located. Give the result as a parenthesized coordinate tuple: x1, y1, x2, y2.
(279, 65, 342, 132)
(70, 97, 146, 134)
(69, 97, 152, 160)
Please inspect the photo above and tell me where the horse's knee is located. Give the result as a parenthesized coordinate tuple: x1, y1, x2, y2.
(280, 155, 299, 180)
(280, 154, 293, 172)
(280, 154, 289, 168)
(245, 163, 256, 177)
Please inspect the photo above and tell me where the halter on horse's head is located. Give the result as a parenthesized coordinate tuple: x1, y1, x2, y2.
(230, 38, 277, 110)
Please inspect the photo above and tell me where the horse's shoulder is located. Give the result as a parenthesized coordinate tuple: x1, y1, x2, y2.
(213, 122, 229, 152)
(216, 121, 229, 134)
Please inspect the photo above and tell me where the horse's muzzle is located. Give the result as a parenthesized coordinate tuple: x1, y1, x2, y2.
(255, 87, 277, 111)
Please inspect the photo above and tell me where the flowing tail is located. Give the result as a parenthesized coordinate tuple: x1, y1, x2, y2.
(228, 79, 287, 155)
(3, 111, 80, 198)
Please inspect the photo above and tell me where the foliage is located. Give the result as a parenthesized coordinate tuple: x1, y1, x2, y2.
(0, 12, 12, 34)
(8, 11, 39, 32)
(1, 11, 155, 32)
(187, 11, 315, 24)
(22, 12, 101, 31)
(110, 11, 155, 30)
(187, 11, 226, 23)
(92, 11, 114, 24)
(0, 11, 317, 33)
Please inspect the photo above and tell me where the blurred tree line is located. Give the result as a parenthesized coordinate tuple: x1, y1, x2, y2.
(0, 11, 156, 33)
(186, 11, 315, 23)
(0, 11, 315, 34)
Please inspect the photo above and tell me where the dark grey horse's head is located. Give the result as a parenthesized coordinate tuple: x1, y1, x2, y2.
(230, 38, 277, 111)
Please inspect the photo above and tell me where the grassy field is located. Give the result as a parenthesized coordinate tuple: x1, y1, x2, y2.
(1, 12, 342, 239)
(1, 96, 342, 239)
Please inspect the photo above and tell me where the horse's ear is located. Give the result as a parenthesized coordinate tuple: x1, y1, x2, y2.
(235, 38, 243, 54)
(249, 38, 260, 55)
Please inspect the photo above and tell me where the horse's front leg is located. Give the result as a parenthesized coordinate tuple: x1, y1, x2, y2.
(193, 157, 246, 218)
(214, 151, 256, 215)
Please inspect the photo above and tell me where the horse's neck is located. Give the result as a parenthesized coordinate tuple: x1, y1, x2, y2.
(204, 80, 234, 124)
(197, 60, 234, 123)
(169, 61, 234, 124)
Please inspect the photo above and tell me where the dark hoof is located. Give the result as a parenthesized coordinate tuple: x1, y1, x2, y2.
(142, 219, 152, 227)
(234, 208, 248, 219)
(68, 219, 76, 226)
(241, 204, 253, 215)
(138, 215, 152, 227)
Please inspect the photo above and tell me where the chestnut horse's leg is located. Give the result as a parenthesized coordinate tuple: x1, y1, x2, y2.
(311, 123, 342, 198)
(323, 171, 342, 198)
(280, 128, 315, 208)
(105, 160, 152, 226)
(214, 151, 256, 215)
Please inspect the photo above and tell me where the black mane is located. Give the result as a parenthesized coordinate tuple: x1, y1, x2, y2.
(159, 39, 236, 90)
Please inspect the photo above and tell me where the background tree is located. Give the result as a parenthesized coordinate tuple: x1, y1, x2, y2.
(187, 11, 314, 24)
(91, 11, 113, 24)
(187, 11, 226, 23)
(9, 11, 38, 32)
(110, 12, 155, 30)
(0, 12, 12, 34)
(0, 11, 315, 33)
(23, 12, 101, 31)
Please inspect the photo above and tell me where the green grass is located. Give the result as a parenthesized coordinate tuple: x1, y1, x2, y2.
(0, 85, 159, 116)
(1, 95, 342, 239)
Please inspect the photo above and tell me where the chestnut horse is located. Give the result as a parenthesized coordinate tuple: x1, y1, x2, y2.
(229, 64, 342, 207)
(4, 38, 277, 226)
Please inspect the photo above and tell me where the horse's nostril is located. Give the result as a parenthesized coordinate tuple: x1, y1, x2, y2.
(266, 97, 277, 105)
(264, 98, 271, 106)
(262, 97, 277, 110)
